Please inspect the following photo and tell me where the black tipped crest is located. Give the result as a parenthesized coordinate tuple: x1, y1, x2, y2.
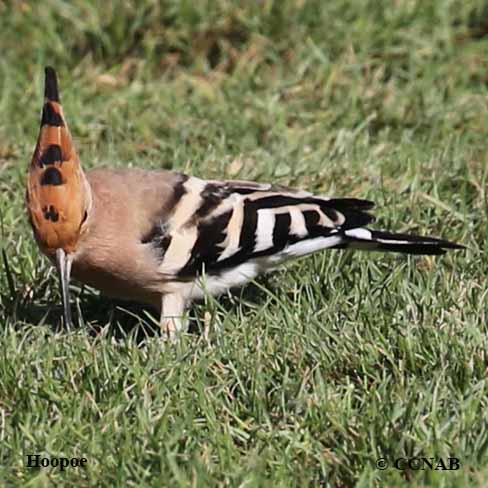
(41, 103, 64, 127)
(42, 205, 59, 222)
(41, 167, 63, 186)
(39, 144, 63, 166)
(44, 66, 60, 102)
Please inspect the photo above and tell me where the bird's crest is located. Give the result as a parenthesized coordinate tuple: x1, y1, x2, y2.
(26, 67, 89, 254)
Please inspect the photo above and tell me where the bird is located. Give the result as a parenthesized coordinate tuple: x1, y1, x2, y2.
(26, 67, 464, 338)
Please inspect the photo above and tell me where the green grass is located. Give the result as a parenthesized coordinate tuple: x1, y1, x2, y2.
(1, 0, 487, 486)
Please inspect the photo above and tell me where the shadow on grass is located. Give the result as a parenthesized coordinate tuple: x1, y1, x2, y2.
(1, 274, 279, 344)
(2, 289, 167, 344)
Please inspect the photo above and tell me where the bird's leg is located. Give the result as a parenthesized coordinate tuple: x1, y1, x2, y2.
(160, 293, 188, 340)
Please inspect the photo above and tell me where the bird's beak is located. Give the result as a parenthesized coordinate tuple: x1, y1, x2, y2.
(55, 248, 73, 328)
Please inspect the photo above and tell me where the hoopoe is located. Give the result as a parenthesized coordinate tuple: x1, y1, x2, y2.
(26, 67, 463, 338)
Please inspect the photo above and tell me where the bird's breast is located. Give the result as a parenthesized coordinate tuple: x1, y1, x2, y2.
(70, 235, 165, 308)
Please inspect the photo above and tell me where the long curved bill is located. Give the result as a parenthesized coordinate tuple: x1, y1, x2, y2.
(55, 248, 73, 328)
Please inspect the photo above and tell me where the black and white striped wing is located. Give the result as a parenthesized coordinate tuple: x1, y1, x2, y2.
(153, 176, 375, 280)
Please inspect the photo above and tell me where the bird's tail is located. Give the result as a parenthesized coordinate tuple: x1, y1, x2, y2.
(339, 227, 464, 255)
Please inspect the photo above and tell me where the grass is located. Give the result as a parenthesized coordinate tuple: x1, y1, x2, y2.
(0, 0, 487, 485)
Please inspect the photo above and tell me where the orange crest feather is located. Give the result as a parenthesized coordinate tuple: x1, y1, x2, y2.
(26, 67, 88, 254)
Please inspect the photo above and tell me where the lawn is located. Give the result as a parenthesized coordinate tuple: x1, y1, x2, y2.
(0, 1, 487, 486)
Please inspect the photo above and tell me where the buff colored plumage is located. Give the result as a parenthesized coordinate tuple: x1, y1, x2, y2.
(26, 68, 463, 338)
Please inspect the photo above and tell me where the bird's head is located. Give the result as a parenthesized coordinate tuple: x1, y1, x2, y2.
(26, 67, 92, 255)
(26, 67, 92, 326)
